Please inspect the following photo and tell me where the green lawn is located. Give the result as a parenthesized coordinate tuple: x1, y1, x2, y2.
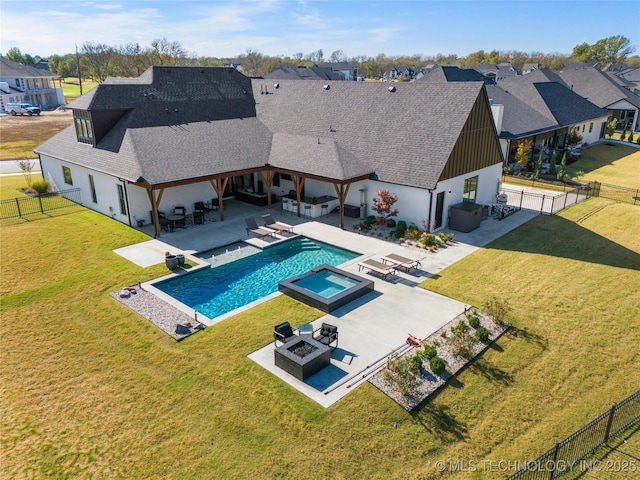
(2, 169, 639, 479)
(61, 78, 99, 103)
(568, 143, 640, 189)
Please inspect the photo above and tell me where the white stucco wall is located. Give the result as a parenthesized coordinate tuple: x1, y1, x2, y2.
(572, 115, 609, 145)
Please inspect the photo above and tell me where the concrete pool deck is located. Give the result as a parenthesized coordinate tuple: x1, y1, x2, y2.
(113, 201, 538, 407)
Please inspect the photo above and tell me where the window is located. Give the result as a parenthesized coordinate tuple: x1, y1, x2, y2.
(273, 172, 280, 187)
(582, 124, 585, 132)
(117, 185, 126, 215)
(74, 113, 94, 145)
(463, 176, 478, 203)
(62, 166, 73, 185)
(589, 122, 594, 133)
(89, 175, 97, 203)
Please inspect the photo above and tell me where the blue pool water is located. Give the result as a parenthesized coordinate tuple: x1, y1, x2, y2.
(154, 238, 359, 319)
(293, 270, 359, 298)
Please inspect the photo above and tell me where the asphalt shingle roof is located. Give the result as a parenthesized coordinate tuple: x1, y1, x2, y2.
(0, 57, 60, 79)
(557, 64, 640, 110)
(37, 67, 492, 191)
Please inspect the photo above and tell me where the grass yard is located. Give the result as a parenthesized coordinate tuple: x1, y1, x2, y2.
(568, 143, 640, 189)
(1, 161, 639, 479)
(61, 78, 99, 104)
(0, 111, 73, 161)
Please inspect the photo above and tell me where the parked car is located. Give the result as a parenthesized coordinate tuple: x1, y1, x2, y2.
(6, 103, 41, 116)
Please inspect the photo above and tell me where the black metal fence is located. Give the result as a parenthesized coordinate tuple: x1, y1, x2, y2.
(0, 188, 82, 219)
(506, 389, 640, 480)
(500, 187, 589, 216)
(586, 181, 640, 206)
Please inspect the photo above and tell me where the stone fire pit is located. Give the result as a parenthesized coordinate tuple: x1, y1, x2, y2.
(274, 335, 331, 381)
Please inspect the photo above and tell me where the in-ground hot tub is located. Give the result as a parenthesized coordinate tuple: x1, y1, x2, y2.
(278, 264, 374, 313)
(274, 336, 331, 381)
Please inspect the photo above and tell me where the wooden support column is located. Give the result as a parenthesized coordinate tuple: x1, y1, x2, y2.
(332, 181, 350, 229)
(210, 177, 229, 221)
(259, 169, 275, 209)
(291, 175, 306, 217)
(147, 187, 165, 238)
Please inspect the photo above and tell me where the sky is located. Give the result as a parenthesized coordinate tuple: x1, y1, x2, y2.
(1, 0, 639, 60)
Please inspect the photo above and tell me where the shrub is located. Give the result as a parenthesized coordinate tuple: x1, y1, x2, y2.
(449, 331, 477, 358)
(383, 353, 421, 396)
(410, 354, 423, 374)
(452, 319, 468, 335)
(397, 220, 407, 230)
(386, 218, 396, 228)
(628, 130, 634, 143)
(407, 224, 420, 240)
(421, 344, 437, 359)
(29, 179, 51, 194)
(484, 297, 510, 328)
(475, 327, 490, 342)
(466, 310, 481, 329)
(419, 233, 436, 248)
(430, 356, 446, 374)
(440, 330, 447, 339)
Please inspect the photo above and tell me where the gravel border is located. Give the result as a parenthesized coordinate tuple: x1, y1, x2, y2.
(369, 309, 509, 411)
(110, 286, 205, 341)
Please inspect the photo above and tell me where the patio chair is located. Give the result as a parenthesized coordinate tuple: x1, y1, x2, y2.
(261, 214, 294, 233)
(194, 201, 206, 213)
(274, 321, 297, 346)
(192, 211, 205, 225)
(245, 217, 276, 238)
(381, 253, 422, 273)
(158, 211, 172, 232)
(313, 322, 338, 349)
(358, 259, 397, 280)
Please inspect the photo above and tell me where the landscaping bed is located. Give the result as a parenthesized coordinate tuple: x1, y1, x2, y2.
(369, 307, 510, 411)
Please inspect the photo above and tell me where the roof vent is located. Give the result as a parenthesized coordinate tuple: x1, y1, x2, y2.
(323, 84, 330, 90)
(388, 86, 396, 92)
(274, 83, 280, 89)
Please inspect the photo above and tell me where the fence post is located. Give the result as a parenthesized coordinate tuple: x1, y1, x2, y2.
(15, 197, 22, 218)
(520, 190, 524, 210)
(38, 194, 44, 214)
(603, 404, 617, 445)
(549, 443, 561, 480)
(541, 195, 545, 214)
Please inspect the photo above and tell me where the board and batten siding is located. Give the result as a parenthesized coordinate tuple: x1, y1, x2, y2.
(438, 90, 504, 182)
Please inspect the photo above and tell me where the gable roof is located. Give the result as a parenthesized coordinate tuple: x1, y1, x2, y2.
(0, 57, 60, 79)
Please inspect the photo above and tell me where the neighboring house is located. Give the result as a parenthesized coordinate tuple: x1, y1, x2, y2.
(417, 65, 491, 83)
(383, 66, 416, 82)
(492, 69, 610, 161)
(557, 63, 640, 131)
(474, 62, 518, 81)
(522, 64, 538, 75)
(417, 66, 608, 162)
(0, 57, 65, 112)
(35, 67, 504, 237)
(266, 65, 345, 81)
(616, 67, 640, 93)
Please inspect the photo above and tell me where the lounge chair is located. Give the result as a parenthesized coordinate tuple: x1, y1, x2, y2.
(245, 217, 276, 238)
(261, 214, 294, 233)
(381, 253, 422, 272)
(313, 322, 338, 349)
(358, 259, 397, 279)
(274, 321, 297, 346)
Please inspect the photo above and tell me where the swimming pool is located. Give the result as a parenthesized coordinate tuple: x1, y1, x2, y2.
(154, 238, 359, 319)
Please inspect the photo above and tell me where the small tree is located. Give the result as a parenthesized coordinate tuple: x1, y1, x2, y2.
(372, 188, 399, 225)
(628, 130, 635, 143)
(620, 122, 627, 141)
(16, 158, 35, 188)
(566, 130, 583, 150)
(514, 140, 532, 170)
(534, 150, 543, 178)
(484, 297, 510, 328)
(557, 150, 569, 182)
(548, 150, 558, 176)
(605, 118, 618, 142)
